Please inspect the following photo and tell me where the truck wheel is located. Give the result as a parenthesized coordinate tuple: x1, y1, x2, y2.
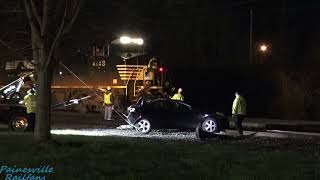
(8, 113, 30, 132)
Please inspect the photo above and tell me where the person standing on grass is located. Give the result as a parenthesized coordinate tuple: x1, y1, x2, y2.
(23, 88, 36, 130)
(232, 91, 247, 136)
(99, 86, 114, 120)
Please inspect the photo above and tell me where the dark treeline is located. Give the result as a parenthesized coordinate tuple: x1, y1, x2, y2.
(172, 64, 320, 120)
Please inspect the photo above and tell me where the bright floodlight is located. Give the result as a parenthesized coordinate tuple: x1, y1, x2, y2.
(135, 38, 144, 45)
(260, 45, 267, 52)
(120, 36, 143, 45)
(120, 36, 131, 44)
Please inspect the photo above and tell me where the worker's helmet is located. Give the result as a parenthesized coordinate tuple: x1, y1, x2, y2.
(178, 88, 183, 93)
(107, 86, 111, 91)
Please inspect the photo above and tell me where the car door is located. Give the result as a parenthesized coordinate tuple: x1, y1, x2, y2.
(169, 101, 196, 129)
(142, 100, 171, 129)
(0, 104, 8, 122)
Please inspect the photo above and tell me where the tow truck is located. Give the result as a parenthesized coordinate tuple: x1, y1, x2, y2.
(0, 73, 31, 131)
(0, 72, 91, 132)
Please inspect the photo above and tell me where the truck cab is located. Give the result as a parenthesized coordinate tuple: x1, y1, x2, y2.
(0, 73, 34, 131)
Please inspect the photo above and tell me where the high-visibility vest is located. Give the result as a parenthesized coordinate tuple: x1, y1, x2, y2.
(104, 92, 113, 105)
(171, 93, 184, 101)
(232, 96, 247, 115)
(24, 93, 36, 114)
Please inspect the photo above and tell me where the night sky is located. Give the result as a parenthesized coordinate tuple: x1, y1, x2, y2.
(1, 0, 320, 119)
(1, 0, 320, 67)
(65, 0, 320, 68)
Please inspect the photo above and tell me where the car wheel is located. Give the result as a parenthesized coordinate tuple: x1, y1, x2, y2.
(9, 113, 30, 132)
(202, 118, 219, 133)
(135, 118, 151, 134)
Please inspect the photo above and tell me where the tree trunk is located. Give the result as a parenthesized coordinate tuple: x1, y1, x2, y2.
(23, 0, 83, 142)
(34, 67, 52, 142)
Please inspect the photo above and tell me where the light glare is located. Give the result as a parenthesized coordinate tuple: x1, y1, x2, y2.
(120, 36, 131, 44)
(260, 45, 267, 52)
(120, 36, 143, 45)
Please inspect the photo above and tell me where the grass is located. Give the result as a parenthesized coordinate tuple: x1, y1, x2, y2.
(0, 133, 319, 180)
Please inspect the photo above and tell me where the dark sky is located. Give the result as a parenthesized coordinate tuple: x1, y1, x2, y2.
(1, 0, 320, 68)
(63, 0, 320, 68)
(1, 0, 320, 118)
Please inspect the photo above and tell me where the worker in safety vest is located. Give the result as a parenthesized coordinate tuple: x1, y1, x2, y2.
(232, 91, 247, 136)
(171, 88, 184, 101)
(99, 86, 114, 120)
(23, 88, 36, 130)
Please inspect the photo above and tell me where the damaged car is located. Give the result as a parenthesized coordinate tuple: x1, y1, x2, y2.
(127, 98, 229, 135)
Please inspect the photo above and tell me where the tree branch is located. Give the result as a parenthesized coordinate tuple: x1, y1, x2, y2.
(0, 39, 40, 69)
(44, 2, 68, 69)
(23, 0, 41, 40)
(41, 0, 49, 36)
(62, 0, 83, 35)
(30, 0, 42, 29)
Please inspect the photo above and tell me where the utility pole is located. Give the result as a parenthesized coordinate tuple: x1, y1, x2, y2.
(249, 9, 253, 64)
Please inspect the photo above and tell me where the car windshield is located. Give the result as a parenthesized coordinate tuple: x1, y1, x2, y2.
(136, 97, 153, 107)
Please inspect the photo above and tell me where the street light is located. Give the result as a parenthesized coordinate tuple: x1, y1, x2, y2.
(257, 43, 271, 64)
(259, 44, 268, 52)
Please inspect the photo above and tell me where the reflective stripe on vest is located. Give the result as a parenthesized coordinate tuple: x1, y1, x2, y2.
(104, 92, 112, 105)
(24, 94, 36, 113)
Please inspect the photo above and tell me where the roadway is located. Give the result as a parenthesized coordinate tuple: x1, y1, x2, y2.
(1, 110, 320, 142)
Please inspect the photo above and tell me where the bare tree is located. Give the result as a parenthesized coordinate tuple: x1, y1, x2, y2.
(23, 0, 83, 142)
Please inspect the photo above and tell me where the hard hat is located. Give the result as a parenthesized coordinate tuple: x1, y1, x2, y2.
(178, 88, 183, 93)
(107, 86, 111, 91)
